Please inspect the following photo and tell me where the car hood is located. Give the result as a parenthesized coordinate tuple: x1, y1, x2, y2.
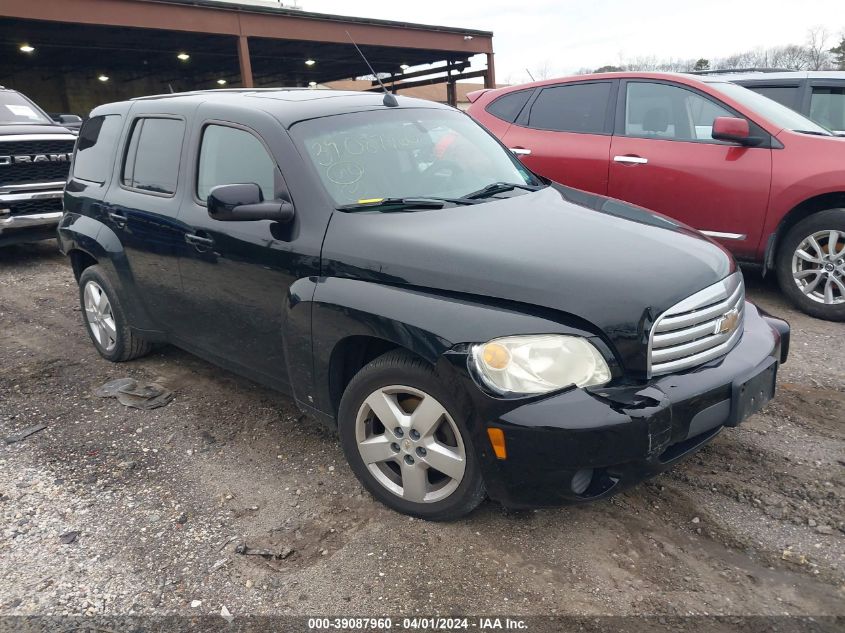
(321, 184, 734, 374)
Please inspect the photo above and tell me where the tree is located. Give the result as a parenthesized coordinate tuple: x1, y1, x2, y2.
(594, 65, 623, 73)
(806, 26, 833, 69)
(830, 36, 845, 70)
(693, 58, 710, 71)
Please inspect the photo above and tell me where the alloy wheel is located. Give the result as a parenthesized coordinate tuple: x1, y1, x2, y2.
(83, 280, 118, 352)
(355, 385, 466, 504)
(791, 229, 845, 305)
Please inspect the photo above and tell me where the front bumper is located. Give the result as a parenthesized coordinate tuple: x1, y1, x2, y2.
(446, 301, 788, 509)
(0, 188, 64, 245)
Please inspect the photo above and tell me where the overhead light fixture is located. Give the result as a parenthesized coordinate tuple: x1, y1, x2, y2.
(464, 35, 473, 41)
(177, 52, 190, 61)
(216, 79, 227, 85)
(20, 44, 35, 53)
(308, 81, 317, 87)
(305, 59, 316, 66)
(98, 74, 109, 82)
(400, 64, 410, 70)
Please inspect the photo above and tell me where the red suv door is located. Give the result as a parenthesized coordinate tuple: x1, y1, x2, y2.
(607, 80, 772, 259)
(501, 80, 616, 195)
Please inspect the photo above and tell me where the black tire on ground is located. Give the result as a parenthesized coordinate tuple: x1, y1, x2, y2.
(338, 349, 486, 521)
(775, 208, 845, 322)
(78, 265, 152, 361)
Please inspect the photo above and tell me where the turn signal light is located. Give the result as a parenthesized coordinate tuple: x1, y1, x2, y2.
(487, 427, 507, 460)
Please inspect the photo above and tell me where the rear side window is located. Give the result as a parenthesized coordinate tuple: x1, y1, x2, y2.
(485, 90, 532, 123)
(73, 115, 123, 184)
(810, 86, 845, 132)
(122, 117, 185, 195)
(527, 82, 611, 134)
(197, 125, 276, 202)
(748, 85, 801, 111)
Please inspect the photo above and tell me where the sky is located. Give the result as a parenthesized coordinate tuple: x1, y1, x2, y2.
(289, 0, 843, 84)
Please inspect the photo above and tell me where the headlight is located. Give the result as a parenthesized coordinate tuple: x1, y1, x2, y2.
(469, 335, 611, 396)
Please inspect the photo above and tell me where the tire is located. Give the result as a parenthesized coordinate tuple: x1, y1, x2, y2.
(78, 265, 152, 361)
(338, 350, 486, 521)
(775, 209, 845, 322)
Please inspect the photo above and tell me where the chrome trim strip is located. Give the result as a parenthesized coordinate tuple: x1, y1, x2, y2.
(0, 134, 77, 143)
(700, 230, 747, 240)
(0, 211, 63, 230)
(509, 148, 532, 155)
(0, 181, 67, 193)
(0, 191, 64, 203)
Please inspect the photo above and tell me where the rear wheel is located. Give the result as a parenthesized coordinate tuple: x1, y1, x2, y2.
(338, 350, 485, 520)
(775, 209, 845, 321)
(78, 265, 152, 361)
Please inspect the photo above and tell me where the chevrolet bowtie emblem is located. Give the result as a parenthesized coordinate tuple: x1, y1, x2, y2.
(715, 308, 740, 335)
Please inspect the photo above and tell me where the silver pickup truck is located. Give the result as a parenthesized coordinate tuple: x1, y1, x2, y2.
(1, 86, 76, 246)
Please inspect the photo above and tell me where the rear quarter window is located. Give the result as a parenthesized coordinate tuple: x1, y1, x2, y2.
(485, 90, 533, 123)
(72, 115, 123, 184)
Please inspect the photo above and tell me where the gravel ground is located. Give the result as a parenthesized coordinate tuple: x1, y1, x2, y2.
(0, 241, 842, 618)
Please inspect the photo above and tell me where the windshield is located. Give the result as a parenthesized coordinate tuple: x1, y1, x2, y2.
(291, 108, 540, 207)
(711, 81, 833, 136)
(0, 91, 52, 125)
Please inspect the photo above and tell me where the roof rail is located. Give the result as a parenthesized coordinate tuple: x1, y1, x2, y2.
(689, 67, 791, 75)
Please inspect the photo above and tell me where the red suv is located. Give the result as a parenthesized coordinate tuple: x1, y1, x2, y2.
(467, 72, 845, 321)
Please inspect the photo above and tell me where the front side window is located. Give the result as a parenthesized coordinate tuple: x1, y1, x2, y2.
(122, 117, 185, 195)
(291, 109, 538, 206)
(527, 82, 611, 134)
(73, 115, 123, 184)
(197, 125, 276, 202)
(624, 82, 734, 141)
(810, 86, 845, 132)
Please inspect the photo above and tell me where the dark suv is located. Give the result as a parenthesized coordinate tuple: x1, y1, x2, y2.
(59, 89, 789, 520)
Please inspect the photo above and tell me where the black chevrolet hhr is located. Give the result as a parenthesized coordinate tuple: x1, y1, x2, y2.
(59, 89, 789, 520)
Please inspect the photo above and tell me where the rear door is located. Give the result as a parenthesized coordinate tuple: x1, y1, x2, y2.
(501, 80, 616, 194)
(607, 79, 772, 259)
(104, 109, 191, 328)
(175, 106, 317, 391)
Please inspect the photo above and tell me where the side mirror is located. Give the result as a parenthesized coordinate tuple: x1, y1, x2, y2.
(711, 116, 758, 145)
(207, 183, 294, 223)
(58, 114, 83, 124)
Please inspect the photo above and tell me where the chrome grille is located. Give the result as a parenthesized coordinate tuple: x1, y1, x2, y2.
(649, 272, 745, 376)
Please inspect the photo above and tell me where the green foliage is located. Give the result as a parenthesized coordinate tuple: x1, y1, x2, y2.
(693, 58, 711, 71)
(830, 37, 845, 69)
(594, 65, 623, 73)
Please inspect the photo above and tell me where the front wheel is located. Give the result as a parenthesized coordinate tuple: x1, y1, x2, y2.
(338, 350, 485, 520)
(775, 209, 845, 321)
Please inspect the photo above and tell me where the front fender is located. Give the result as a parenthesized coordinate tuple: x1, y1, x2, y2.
(305, 277, 613, 420)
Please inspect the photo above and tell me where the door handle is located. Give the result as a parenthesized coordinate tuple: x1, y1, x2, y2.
(108, 211, 127, 227)
(185, 233, 214, 249)
(509, 147, 532, 156)
(613, 155, 648, 165)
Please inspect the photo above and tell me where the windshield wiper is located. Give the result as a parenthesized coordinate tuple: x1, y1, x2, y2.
(463, 181, 544, 200)
(337, 196, 476, 212)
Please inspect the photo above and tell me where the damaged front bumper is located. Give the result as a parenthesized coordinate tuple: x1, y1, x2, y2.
(451, 302, 789, 509)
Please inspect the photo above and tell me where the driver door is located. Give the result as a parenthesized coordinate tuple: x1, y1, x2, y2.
(175, 110, 301, 391)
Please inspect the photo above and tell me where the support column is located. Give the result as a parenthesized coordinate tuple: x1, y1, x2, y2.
(238, 35, 254, 88)
(446, 61, 457, 107)
(484, 52, 496, 89)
